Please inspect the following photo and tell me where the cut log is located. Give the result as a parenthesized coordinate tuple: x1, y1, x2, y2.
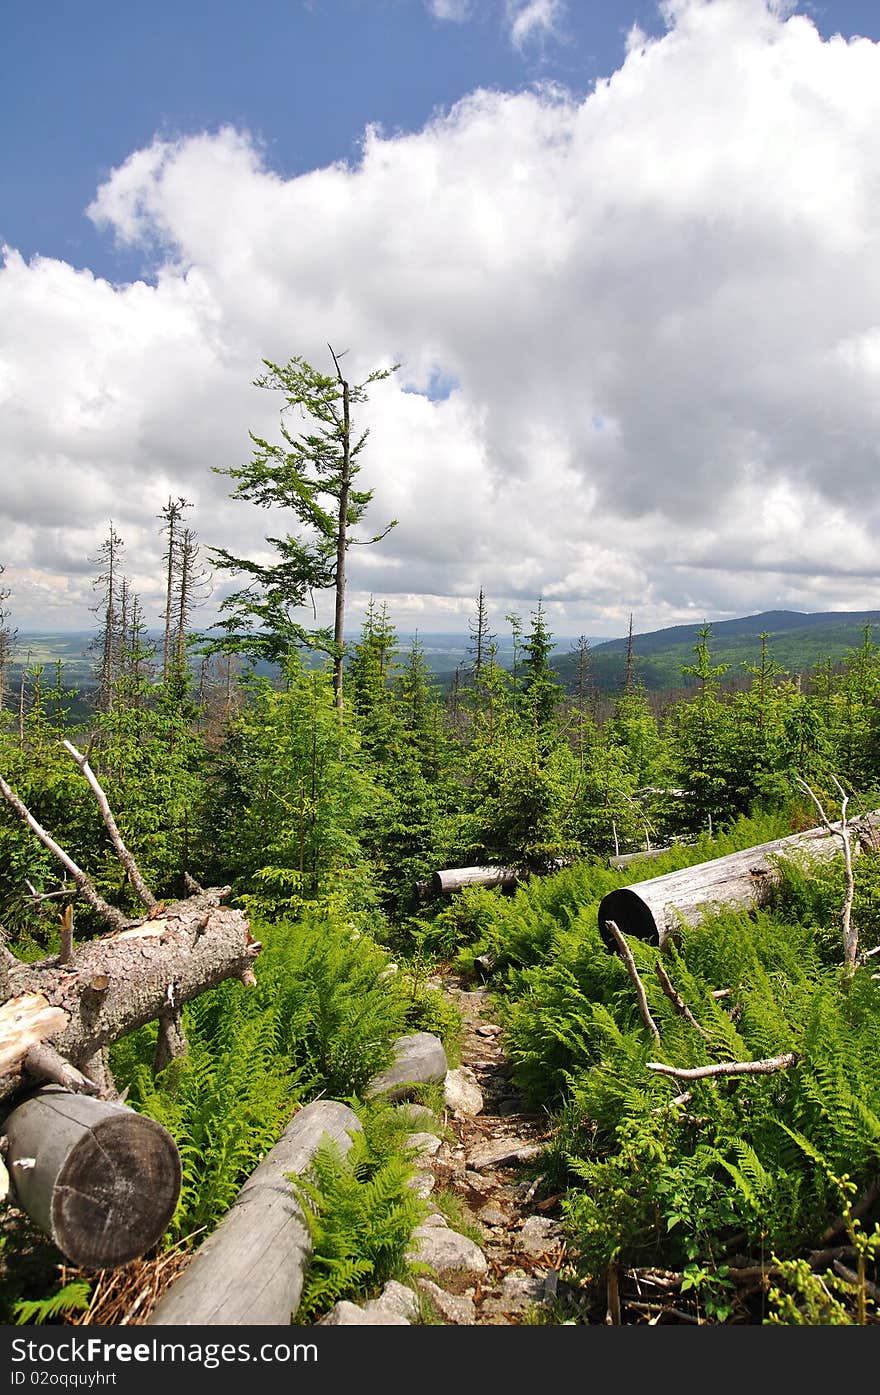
(597, 812, 880, 950)
(431, 866, 520, 895)
(3, 1085, 181, 1269)
(147, 1099, 362, 1325)
(0, 888, 260, 1101)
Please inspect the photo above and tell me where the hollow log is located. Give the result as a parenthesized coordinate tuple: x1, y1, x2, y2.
(431, 866, 520, 895)
(0, 888, 260, 1101)
(597, 812, 880, 950)
(147, 1099, 362, 1325)
(3, 1085, 181, 1268)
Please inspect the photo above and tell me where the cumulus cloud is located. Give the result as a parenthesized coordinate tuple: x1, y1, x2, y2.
(3, 0, 880, 644)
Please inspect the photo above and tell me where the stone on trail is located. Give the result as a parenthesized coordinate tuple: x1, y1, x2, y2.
(517, 1215, 562, 1257)
(321, 1301, 410, 1325)
(466, 1137, 547, 1170)
(444, 1067, 484, 1116)
(417, 1278, 476, 1325)
(479, 1274, 549, 1318)
(408, 1222, 488, 1290)
(365, 1032, 448, 1101)
(363, 1280, 420, 1322)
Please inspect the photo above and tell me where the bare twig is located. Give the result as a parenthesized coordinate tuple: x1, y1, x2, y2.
(0, 773, 128, 931)
(651, 1089, 693, 1115)
(604, 919, 661, 1044)
(796, 775, 858, 967)
(832, 1260, 880, 1303)
(646, 1052, 798, 1081)
(63, 740, 157, 911)
(655, 960, 709, 1038)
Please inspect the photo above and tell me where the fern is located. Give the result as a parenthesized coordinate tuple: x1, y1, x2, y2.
(13, 1282, 91, 1325)
(291, 1102, 427, 1321)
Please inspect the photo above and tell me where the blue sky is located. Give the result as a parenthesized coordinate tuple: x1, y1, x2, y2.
(3, 1, 880, 638)
(4, 1, 673, 279)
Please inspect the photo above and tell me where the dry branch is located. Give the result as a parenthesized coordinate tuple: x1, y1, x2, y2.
(0, 773, 129, 930)
(646, 1053, 798, 1081)
(62, 740, 157, 911)
(604, 919, 661, 1044)
(655, 959, 709, 1038)
(795, 776, 858, 967)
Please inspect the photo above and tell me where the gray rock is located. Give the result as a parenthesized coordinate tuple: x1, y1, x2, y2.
(395, 1102, 436, 1128)
(466, 1138, 547, 1170)
(517, 1216, 562, 1256)
(408, 1224, 488, 1291)
(321, 1301, 409, 1325)
(476, 1203, 508, 1228)
(479, 1275, 547, 1317)
(417, 1279, 476, 1325)
(406, 1171, 436, 1198)
(406, 1131, 443, 1163)
(444, 1067, 484, 1116)
(365, 1033, 449, 1101)
(363, 1280, 420, 1322)
(421, 1211, 449, 1228)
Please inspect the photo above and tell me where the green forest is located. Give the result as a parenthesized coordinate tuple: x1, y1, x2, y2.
(1, 354, 879, 1327)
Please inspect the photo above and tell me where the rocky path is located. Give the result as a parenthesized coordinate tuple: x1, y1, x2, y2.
(413, 972, 572, 1325)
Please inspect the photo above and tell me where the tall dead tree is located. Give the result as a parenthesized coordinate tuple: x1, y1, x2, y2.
(91, 523, 125, 712)
(0, 567, 15, 712)
(159, 496, 191, 682)
(468, 587, 494, 687)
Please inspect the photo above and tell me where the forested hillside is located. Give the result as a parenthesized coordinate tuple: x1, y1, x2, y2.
(2, 355, 879, 1327)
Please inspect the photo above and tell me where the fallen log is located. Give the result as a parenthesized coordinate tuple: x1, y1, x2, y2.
(147, 1099, 361, 1325)
(597, 812, 880, 950)
(3, 1085, 181, 1268)
(0, 888, 260, 1102)
(431, 866, 520, 895)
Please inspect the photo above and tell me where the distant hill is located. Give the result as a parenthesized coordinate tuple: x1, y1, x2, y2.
(553, 610, 880, 696)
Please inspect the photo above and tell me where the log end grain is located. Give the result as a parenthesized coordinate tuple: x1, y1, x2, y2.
(51, 1112, 181, 1269)
(598, 888, 661, 950)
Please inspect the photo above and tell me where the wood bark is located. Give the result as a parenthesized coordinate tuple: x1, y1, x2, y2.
(597, 812, 880, 950)
(147, 1099, 362, 1325)
(0, 888, 260, 1102)
(3, 1085, 181, 1268)
(431, 866, 520, 895)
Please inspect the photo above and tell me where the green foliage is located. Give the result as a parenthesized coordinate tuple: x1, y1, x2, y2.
(12, 1282, 92, 1326)
(113, 910, 411, 1241)
(292, 1102, 427, 1321)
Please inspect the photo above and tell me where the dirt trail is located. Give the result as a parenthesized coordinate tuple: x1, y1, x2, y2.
(424, 971, 577, 1325)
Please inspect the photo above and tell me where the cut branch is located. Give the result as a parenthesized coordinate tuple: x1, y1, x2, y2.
(604, 918, 661, 1045)
(0, 773, 128, 931)
(646, 1053, 798, 1081)
(654, 960, 709, 1038)
(62, 740, 157, 911)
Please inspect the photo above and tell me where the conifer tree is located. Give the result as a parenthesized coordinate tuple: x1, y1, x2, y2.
(210, 349, 397, 708)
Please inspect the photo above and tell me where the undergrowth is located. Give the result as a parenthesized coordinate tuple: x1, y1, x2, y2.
(291, 1100, 427, 1321)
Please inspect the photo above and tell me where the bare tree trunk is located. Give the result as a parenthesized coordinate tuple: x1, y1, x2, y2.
(333, 376, 350, 710)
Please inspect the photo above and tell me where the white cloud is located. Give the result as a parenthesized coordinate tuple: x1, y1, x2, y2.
(506, 0, 567, 50)
(426, 0, 472, 21)
(3, 0, 880, 645)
